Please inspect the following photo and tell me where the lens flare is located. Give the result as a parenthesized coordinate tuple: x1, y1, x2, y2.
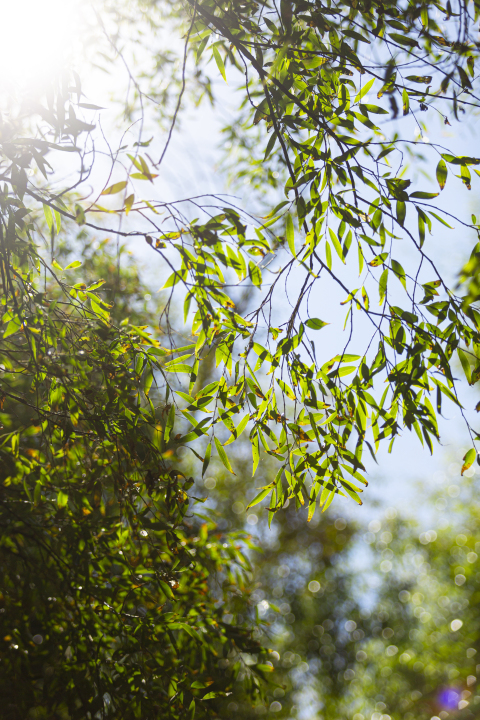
(0, 0, 82, 90)
(438, 688, 460, 710)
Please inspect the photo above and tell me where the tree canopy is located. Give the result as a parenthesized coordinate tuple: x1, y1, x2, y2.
(0, 0, 480, 716)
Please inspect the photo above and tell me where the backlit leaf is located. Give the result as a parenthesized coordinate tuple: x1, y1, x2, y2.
(461, 448, 476, 475)
(305, 318, 329, 330)
(102, 181, 128, 195)
(214, 436, 235, 474)
(436, 159, 448, 190)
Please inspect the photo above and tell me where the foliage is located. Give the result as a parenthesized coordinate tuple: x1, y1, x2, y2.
(1, 0, 480, 716)
(0, 235, 267, 718)
(66, 0, 480, 517)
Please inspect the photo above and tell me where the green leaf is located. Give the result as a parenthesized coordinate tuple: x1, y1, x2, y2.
(305, 318, 329, 330)
(428, 211, 453, 228)
(354, 78, 375, 103)
(43, 204, 54, 233)
(125, 193, 135, 214)
(202, 442, 212, 476)
(402, 88, 409, 115)
(442, 154, 480, 166)
(144, 369, 154, 396)
(461, 448, 476, 475)
(163, 351, 193, 372)
(246, 485, 273, 509)
(3, 317, 22, 339)
(75, 204, 86, 225)
(362, 286, 369, 310)
(101, 180, 128, 195)
(406, 75, 432, 84)
(302, 56, 328, 69)
(159, 580, 175, 599)
(379, 268, 388, 304)
(212, 45, 227, 82)
(417, 209, 426, 247)
(436, 159, 448, 190)
(277, 378, 295, 401)
(57, 491, 69, 509)
(161, 268, 188, 290)
(54, 210, 62, 233)
(420, 4, 429, 29)
(339, 481, 363, 505)
(388, 33, 418, 48)
(225, 414, 249, 445)
(256, 663, 274, 673)
(214, 436, 235, 474)
(202, 692, 218, 700)
(34, 481, 42, 505)
(264, 132, 277, 161)
(368, 252, 388, 267)
(325, 240, 332, 269)
(359, 103, 389, 115)
(391, 259, 406, 290)
(457, 348, 472, 384)
(65, 260, 82, 270)
(410, 191, 439, 200)
(88, 279, 106, 291)
(130, 172, 159, 181)
(329, 228, 345, 263)
(249, 261, 262, 288)
(286, 213, 295, 256)
(164, 404, 175, 444)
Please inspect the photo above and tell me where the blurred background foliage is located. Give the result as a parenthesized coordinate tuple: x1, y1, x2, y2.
(203, 445, 480, 720)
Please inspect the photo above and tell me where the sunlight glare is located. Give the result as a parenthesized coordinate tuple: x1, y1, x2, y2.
(0, 0, 82, 90)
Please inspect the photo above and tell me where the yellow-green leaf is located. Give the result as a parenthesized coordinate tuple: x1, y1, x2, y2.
(101, 180, 128, 195)
(225, 414, 249, 445)
(43, 204, 54, 233)
(369, 252, 388, 267)
(164, 404, 175, 444)
(305, 318, 329, 330)
(215, 436, 235, 474)
(249, 261, 262, 288)
(379, 268, 388, 304)
(436, 159, 448, 191)
(202, 442, 212, 476)
(361, 286, 369, 310)
(277, 378, 295, 401)
(286, 214, 295, 256)
(125, 193, 135, 214)
(144, 369, 154, 396)
(3, 317, 22, 339)
(461, 448, 476, 475)
(457, 348, 472, 384)
(57, 491, 69, 509)
(246, 485, 273, 509)
(212, 45, 227, 83)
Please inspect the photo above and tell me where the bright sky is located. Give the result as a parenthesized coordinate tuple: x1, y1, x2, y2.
(0, 0, 83, 91)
